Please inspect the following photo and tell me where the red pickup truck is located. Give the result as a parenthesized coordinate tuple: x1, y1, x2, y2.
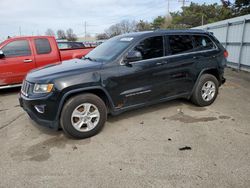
(0, 36, 93, 89)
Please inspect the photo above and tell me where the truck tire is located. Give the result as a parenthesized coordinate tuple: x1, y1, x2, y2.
(191, 74, 219, 107)
(60, 93, 107, 139)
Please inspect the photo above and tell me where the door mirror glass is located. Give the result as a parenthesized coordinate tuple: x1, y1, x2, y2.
(125, 50, 142, 63)
(0, 50, 5, 59)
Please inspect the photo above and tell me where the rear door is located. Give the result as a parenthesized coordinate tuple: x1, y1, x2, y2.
(32, 38, 61, 68)
(192, 34, 219, 71)
(160, 34, 197, 96)
(0, 39, 35, 85)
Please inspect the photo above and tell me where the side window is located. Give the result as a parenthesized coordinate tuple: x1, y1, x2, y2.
(35, 38, 51, 54)
(193, 35, 215, 51)
(168, 35, 193, 55)
(2, 40, 31, 57)
(134, 36, 163, 60)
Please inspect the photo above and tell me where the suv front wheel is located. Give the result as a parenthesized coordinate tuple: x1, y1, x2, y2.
(60, 93, 107, 139)
(191, 74, 219, 106)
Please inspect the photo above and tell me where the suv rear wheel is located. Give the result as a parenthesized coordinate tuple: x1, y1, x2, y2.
(60, 93, 107, 139)
(191, 74, 219, 106)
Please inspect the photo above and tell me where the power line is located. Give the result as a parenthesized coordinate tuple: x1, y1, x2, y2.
(178, 0, 188, 7)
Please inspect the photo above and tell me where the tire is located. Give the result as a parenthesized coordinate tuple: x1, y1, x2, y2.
(191, 74, 219, 107)
(60, 93, 107, 139)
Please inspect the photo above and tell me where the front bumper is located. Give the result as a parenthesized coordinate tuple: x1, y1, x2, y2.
(19, 94, 59, 130)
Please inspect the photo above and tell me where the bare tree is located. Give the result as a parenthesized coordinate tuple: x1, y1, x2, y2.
(96, 33, 109, 40)
(136, 20, 152, 31)
(105, 20, 137, 38)
(119, 20, 136, 33)
(45, 28, 55, 36)
(105, 24, 122, 38)
(57, 29, 67, 39)
(66, 28, 77, 41)
(163, 15, 173, 28)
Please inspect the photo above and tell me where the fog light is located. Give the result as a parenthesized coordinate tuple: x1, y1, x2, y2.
(34, 105, 46, 113)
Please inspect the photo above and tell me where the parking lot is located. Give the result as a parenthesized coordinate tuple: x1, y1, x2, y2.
(0, 68, 249, 188)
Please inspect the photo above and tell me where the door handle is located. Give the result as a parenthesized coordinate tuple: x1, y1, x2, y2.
(23, 59, 33, 63)
(156, 61, 167, 66)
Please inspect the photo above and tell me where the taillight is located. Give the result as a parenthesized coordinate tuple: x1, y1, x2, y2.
(224, 50, 228, 58)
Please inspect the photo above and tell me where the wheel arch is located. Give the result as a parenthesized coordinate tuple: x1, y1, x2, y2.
(190, 68, 220, 98)
(55, 87, 115, 122)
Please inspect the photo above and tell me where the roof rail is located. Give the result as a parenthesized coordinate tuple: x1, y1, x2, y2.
(154, 28, 209, 33)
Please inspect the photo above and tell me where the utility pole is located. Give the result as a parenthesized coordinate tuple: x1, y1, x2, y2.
(202, 15, 204, 26)
(167, 0, 170, 15)
(19, 26, 22, 36)
(178, 0, 188, 7)
(84, 21, 87, 40)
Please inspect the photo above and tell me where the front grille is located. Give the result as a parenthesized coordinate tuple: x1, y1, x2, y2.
(21, 81, 32, 97)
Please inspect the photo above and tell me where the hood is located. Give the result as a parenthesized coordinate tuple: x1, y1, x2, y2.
(26, 58, 102, 83)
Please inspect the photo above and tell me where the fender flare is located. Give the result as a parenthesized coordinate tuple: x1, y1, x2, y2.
(190, 68, 218, 98)
(55, 86, 115, 121)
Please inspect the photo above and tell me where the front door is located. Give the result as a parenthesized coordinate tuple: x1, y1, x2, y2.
(116, 35, 168, 108)
(0, 39, 35, 86)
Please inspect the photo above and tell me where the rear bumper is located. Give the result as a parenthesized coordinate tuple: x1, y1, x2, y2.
(19, 94, 59, 130)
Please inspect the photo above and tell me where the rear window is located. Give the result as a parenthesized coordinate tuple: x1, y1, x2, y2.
(57, 42, 69, 49)
(1, 40, 31, 57)
(35, 38, 51, 54)
(192, 35, 216, 51)
(169, 35, 193, 55)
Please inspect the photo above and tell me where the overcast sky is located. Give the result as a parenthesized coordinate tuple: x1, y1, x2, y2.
(0, 0, 223, 39)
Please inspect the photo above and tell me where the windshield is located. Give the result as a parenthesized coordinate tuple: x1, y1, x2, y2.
(84, 36, 134, 62)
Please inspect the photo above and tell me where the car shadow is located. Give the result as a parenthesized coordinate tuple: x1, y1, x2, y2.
(0, 87, 21, 96)
(107, 99, 189, 123)
(29, 98, 190, 137)
(29, 119, 64, 136)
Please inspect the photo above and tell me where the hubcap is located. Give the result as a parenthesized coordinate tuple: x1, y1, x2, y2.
(201, 81, 216, 102)
(71, 103, 100, 132)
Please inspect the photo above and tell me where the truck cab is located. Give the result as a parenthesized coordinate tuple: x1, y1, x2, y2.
(0, 36, 93, 88)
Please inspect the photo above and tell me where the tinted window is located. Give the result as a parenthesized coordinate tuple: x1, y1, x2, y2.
(35, 38, 51, 54)
(57, 42, 85, 49)
(193, 35, 215, 51)
(169, 35, 193, 55)
(2, 40, 31, 57)
(70, 42, 85, 49)
(134, 36, 163, 60)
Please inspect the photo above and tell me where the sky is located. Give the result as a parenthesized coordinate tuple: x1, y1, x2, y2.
(0, 0, 223, 40)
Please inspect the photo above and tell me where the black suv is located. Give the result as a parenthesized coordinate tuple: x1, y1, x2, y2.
(19, 30, 227, 139)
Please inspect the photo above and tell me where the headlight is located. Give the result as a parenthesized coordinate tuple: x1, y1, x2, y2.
(33, 83, 54, 93)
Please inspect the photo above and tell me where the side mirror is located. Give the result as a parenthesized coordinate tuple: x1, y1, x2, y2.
(0, 50, 5, 59)
(124, 50, 142, 63)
